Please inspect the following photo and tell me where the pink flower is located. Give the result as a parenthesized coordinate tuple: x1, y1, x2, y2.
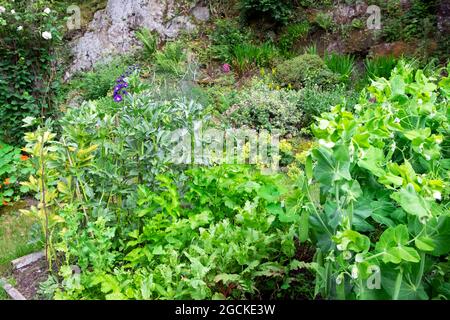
(222, 63, 231, 73)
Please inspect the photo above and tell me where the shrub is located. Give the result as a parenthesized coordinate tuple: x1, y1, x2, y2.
(238, 0, 295, 25)
(0, 1, 63, 144)
(209, 18, 252, 62)
(275, 54, 340, 89)
(298, 86, 359, 128)
(74, 57, 133, 101)
(228, 81, 305, 135)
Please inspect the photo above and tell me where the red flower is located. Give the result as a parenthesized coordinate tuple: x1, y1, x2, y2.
(20, 155, 29, 161)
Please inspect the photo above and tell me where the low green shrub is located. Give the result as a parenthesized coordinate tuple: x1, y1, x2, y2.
(275, 54, 340, 89)
(238, 0, 295, 25)
(228, 80, 356, 136)
(74, 57, 133, 101)
(228, 81, 304, 135)
(209, 18, 253, 62)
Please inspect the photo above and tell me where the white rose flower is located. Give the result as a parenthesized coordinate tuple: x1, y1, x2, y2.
(17, 25, 23, 31)
(11, 9, 16, 14)
(43, 8, 51, 14)
(0, 6, 6, 14)
(433, 191, 442, 201)
(42, 31, 52, 40)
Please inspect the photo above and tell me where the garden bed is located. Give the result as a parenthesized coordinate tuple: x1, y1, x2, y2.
(1, 251, 48, 300)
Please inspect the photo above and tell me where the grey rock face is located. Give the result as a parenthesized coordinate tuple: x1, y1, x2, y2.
(67, 0, 204, 78)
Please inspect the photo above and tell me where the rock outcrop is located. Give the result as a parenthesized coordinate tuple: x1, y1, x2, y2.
(66, 0, 208, 79)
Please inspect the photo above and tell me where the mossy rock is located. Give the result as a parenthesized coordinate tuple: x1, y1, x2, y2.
(275, 53, 340, 89)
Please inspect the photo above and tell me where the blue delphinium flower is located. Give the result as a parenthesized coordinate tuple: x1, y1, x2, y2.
(112, 65, 141, 103)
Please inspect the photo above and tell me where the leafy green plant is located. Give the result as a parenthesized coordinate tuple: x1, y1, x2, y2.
(74, 56, 133, 101)
(54, 164, 315, 299)
(304, 61, 450, 300)
(324, 53, 355, 83)
(0, 1, 64, 144)
(135, 27, 158, 59)
(314, 12, 333, 31)
(275, 54, 340, 89)
(279, 21, 310, 55)
(0, 141, 33, 206)
(231, 42, 277, 74)
(209, 18, 253, 62)
(238, 0, 295, 25)
(155, 41, 187, 76)
(364, 55, 398, 81)
(228, 80, 305, 135)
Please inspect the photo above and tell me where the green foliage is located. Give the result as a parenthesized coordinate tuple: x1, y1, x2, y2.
(74, 57, 133, 101)
(135, 28, 158, 59)
(275, 54, 340, 89)
(324, 53, 355, 83)
(380, 0, 437, 42)
(238, 0, 295, 25)
(0, 141, 32, 206)
(155, 41, 188, 76)
(228, 80, 357, 136)
(297, 86, 359, 128)
(228, 80, 305, 135)
(209, 19, 253, 62)
(231, 42, 278, 74)
(314, 12, 333, 31)
(54, 165, 315, 299)
(0, 1, 63, 144)
(364, 56, 398, 81)
(299, 0, 333, 8)
(278, 21, 310, 55)
(305, 61, 450, 300)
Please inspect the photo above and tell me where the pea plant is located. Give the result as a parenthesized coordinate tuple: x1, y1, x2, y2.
(301, 61, 450, 299)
